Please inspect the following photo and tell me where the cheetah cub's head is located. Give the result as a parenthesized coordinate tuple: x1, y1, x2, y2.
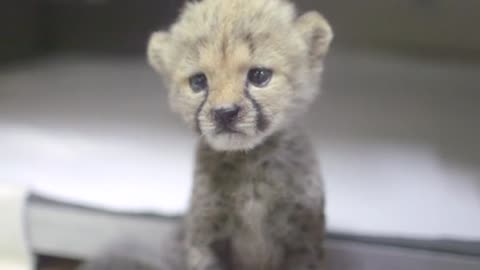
(148, 0, 333, 151)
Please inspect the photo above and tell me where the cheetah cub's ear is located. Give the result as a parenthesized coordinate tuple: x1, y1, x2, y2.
(295, 11, 333, 62)
(147, 31, 170, 75)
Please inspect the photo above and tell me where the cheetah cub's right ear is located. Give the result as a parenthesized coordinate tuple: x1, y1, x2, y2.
(147, 31, 171, 75)
(295, 11, 334, 63)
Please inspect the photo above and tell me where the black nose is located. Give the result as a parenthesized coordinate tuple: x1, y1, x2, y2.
(213, 106, 241, 128)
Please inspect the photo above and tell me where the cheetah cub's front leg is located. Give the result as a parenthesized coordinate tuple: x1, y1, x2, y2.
(185, 172, 233, 270)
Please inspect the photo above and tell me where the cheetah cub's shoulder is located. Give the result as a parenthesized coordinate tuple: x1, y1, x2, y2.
(148, 0, 333, 270)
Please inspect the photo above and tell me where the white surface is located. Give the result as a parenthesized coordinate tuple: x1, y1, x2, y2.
(0, 184, 34, 270)
(0, 51, 479, 241)
(0, 125, 194, 214)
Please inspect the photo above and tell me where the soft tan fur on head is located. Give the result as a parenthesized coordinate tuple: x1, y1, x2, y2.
(148, 0, 333, 151)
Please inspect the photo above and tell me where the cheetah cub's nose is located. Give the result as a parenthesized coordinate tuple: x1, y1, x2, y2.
(213, 105, 241, 131)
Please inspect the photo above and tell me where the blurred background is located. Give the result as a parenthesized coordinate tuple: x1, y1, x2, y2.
(1, 0, 479, 269)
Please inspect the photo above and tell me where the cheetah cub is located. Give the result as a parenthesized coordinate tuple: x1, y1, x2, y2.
(148, 0, 333, 270)
(79, 1, 333, 270)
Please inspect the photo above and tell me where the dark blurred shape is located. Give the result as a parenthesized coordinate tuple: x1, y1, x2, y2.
(0, 0, 182, 64)
(0, 0, 41, 63)
(296, 0, 480, 58)
(40, 0, 181, 54)
(1, 0, 480, 65)
(37, 255, 81, 270)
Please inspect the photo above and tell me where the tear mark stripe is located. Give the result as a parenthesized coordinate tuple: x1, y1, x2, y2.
(244, 83, 269, 132)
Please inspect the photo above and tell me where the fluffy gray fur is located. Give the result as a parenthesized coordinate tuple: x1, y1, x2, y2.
(78, 127, 325, 270)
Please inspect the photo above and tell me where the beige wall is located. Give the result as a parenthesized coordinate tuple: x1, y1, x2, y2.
(296, 0, 480, 54)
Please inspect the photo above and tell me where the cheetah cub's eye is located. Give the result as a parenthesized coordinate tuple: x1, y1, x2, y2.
(248, 68, 273, 88)
(189, 73, 208, 93)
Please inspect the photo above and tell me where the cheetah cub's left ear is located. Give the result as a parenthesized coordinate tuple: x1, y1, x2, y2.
(295, 11, 334, 61)
(147, 31, 171, 75)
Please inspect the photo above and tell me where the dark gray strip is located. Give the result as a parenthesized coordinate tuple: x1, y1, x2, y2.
(244, 33, 256, 55)
(327, 232, 480, 258)
(195, 90, 209, 134)
(244, 83, 269, 132)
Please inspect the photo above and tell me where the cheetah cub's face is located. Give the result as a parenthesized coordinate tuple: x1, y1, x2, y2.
(148, 0, 332, 151)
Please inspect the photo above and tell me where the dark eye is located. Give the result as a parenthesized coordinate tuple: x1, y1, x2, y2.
(189, 73, 208, 93)
(247, 68, 273, 87)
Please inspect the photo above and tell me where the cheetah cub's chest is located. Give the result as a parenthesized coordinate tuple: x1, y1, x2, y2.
(232, 181, 273, 270)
